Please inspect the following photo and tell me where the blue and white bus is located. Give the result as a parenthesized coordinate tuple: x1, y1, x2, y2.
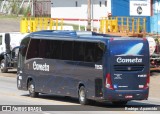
(17, 30, 150, 105)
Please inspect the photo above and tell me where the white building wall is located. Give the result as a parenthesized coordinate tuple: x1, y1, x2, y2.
(51, 0, 87, 19)
(51, 0, 111, 28)
(91, 0, 111, 19)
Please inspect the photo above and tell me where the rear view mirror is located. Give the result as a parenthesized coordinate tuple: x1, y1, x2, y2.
(5, 33, 10, 44)
(5, 33, 11, 53)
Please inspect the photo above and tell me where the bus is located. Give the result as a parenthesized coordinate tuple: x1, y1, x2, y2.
(17, 30, 150, 105)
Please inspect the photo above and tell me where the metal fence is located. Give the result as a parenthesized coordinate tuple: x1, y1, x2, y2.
(100, 17, 146, 34)
(20, 17, 64, 33)
(20, 17, 147, 36)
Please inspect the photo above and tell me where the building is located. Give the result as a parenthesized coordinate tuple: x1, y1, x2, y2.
(51, 0, 152, 32)
(51, 0, 112, 28)
(111, 0, 151, 33)
(51, 0, 111, 20)
(151, 0, 160, 34)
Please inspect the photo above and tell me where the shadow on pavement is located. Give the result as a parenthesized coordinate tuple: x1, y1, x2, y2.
(7, 71, 17, 74)
(22, 94, 160, 111)
(150, 70, 160, 76)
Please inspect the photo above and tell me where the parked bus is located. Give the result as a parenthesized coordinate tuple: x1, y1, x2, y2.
(17, 30, 150, 105)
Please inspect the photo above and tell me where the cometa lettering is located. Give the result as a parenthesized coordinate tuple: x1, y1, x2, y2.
(117, 57, 142, 63)
(33, 61, 49, 71)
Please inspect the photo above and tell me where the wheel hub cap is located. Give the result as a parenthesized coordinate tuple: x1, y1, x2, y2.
(80, 91, 85, 101)
(29, 84, 34, 93)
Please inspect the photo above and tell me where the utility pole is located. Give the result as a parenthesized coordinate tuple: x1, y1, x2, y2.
(32, 0, 36, 17)
(87, 0, 91, 31)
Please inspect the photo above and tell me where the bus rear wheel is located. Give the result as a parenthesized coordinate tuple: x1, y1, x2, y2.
(112, 101, 128, 105)
(78, 86, 89, 105)
(28, 80, 39, 97)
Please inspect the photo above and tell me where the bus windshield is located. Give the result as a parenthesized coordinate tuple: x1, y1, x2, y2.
(110, 40, 147, 56)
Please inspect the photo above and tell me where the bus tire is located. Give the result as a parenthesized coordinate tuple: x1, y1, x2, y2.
(78, 86, 89, 105)
(0, 59, 8, 73)
(112, 101, 128, 105)
(28, 80, 39, 98)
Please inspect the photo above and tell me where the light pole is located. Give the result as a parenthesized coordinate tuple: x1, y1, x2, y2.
(87, 0, 91, 31)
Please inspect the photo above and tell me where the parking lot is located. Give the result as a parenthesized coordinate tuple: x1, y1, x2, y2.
(0, 16, 20, 33)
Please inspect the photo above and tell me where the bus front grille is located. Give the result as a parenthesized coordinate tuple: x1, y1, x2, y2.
(114, 65, 144, 71)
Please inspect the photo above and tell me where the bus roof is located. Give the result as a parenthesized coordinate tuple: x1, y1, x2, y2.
(27, 30, 143, 42)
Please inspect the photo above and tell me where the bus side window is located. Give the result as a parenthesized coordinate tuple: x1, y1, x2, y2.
(73, 41, 85, 61)
(53, 40, 62, 59)
(26, 39, 40, 60)
(85, 42, 95, 62)
(62, 41, 73, 60)
(19, 37, 30, 67)
(45, 40, 52, 58)
(39, 39, 47, 58)
(49, 40, 55, 59)
(94, 42, 105, 62)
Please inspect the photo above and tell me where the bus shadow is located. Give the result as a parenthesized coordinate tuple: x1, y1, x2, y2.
(40, 94, 80, 104)
(7, 71, 17, 74)
(22, 94, 160, 110)
(23, 94, 79, 104)
(150, 70, 160, 76)
(7, 69, 17, 74)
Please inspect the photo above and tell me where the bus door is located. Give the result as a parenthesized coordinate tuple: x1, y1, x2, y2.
(17, 38, 30, 90)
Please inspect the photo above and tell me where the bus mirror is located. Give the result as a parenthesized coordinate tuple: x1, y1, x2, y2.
(11, 51, 16, 59)
(13, 45, 25, 50)
(12, 45, 24, 52)
(5, 33, 10, 44)
(5, 33, 11, 53)
(11, 46, 24, 59)
(20, 45, 25, 49)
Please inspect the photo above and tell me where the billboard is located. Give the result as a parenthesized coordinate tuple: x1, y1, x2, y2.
(130, 0, 151, 16)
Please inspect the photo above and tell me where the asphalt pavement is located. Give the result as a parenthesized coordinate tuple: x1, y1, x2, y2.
(0, 75, 159, 106)
(0, 17, 20, 33)
(0, 72, 160, 114)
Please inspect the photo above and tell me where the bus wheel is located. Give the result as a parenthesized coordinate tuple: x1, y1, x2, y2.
(28, 80, 39, 97)
(0, 59, 8, 73)
(78, 86, 89, 105)
(112, 101, 128, 105)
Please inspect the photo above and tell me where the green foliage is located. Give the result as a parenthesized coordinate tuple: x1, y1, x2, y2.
(10, 0, 19, 14)
(23, 6, 31, 17)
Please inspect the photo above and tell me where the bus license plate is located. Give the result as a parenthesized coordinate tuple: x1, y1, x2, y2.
(125, 95, 133, 99)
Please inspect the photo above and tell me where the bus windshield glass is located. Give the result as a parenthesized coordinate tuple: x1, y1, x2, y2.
(110, 40, 146, 56)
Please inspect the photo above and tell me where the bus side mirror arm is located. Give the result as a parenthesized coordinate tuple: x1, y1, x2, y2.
(12, 45, 25, 52)
(11, 46, 24, 60)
